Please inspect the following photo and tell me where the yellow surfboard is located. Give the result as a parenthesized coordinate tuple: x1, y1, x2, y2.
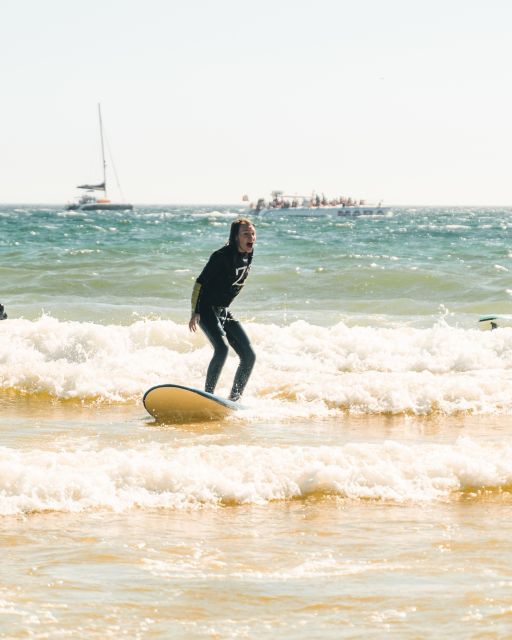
(143, 384, 241, 422)
(478, 314, 512, 330)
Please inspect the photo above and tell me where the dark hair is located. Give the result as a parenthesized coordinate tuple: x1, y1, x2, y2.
(228, 218, 254, 249)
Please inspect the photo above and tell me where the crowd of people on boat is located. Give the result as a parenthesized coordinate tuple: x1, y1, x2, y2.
(252, 194, 367, 212)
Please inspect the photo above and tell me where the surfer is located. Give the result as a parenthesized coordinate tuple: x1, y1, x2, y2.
(0, 303, 7, 320)
(189, 218, 256, 401)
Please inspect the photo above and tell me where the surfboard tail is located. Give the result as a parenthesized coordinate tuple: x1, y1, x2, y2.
(143, 384, 241, 422)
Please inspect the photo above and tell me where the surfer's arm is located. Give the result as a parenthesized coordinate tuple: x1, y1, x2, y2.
(189, 250, 225, 331)
(189, 281, 202, 332)
(191, 281, 202, 313)
(190, 251, 223, 314)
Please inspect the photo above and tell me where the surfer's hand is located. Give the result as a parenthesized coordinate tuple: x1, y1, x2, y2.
(189, 313, 200, 332)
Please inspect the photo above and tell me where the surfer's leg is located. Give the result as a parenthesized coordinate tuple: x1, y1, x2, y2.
(199, 308, 229, 394)
(224, 319, 256, 401)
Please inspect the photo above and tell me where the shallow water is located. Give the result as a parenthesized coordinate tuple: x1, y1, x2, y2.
(2, 407, 512, 638)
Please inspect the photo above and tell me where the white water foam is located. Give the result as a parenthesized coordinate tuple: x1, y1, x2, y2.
(0, 437, 511, 515)
(1, 315, 512, 415)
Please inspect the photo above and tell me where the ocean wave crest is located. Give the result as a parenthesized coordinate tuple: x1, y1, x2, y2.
(1, 438, 511, 515)
(1, 316, 512, 415)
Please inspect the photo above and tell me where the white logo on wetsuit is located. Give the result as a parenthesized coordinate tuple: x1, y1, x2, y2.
(233, 265, 249, 286)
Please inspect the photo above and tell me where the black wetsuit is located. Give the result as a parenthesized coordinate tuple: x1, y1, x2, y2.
(192, 244, 255, 401)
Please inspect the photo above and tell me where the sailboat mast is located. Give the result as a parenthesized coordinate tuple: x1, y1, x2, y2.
(98, 103, 107, 197)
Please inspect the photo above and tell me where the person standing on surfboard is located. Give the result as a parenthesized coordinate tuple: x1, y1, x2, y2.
(188, 218, 256, 401)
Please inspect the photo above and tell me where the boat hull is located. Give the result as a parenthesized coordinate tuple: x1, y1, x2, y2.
(251, 205, 390, 217)
(66, 203, 134, 211)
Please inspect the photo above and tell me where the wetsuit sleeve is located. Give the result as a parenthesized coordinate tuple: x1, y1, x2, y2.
(191, 281, 202, 314)
(191, 251, 222, 313)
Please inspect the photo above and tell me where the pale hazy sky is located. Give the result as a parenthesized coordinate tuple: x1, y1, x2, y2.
(1, 0, 511, 205)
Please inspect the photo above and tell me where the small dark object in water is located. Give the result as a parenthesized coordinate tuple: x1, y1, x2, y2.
(0, 303, 7, 320)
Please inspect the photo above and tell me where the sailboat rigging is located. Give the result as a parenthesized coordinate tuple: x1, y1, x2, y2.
(66, 104, 133, 211)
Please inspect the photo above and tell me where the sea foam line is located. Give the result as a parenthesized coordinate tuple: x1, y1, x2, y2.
(1, 438, 511, 515)
(1, 316, 512, 415)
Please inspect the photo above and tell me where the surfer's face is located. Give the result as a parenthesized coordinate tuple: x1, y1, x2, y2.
(236, 224, 256, 253)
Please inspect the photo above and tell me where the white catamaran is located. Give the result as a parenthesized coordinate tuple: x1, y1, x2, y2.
(66, 104, 133, 211)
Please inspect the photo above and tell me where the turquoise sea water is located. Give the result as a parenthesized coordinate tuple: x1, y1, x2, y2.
(2, 204, 512, 638)
(2, 204, 511, 325)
